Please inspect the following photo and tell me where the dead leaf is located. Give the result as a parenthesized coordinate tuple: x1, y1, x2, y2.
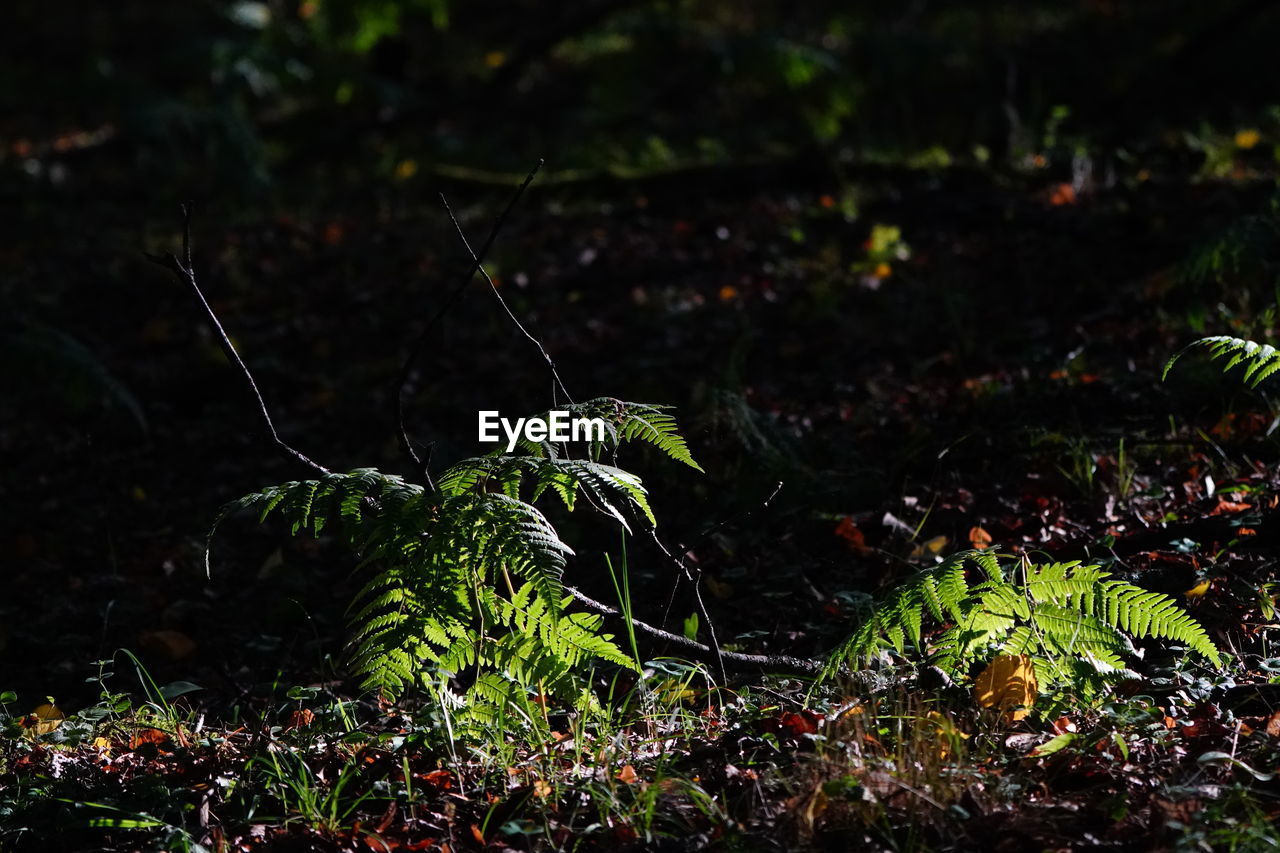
(909, 535, 949, 559)
(129, 728, 171, 750)
(1265, 711, 1280, 738)
(968, 525, 993, 550)
(974, 654, 1038, 722)
(29, 703, 65, 736)
(1184, 579, 1211, 599)
(616, 764, 638, 784)
(834, 517, 870, 555)
(284, 709, 315, 730)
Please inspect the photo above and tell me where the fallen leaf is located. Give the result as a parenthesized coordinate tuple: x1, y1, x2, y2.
(974, 654, 1038, 722)
(1047, 182, 1077, 206)
(29, 703, 65, 736)
(909, 535, 948, 559)
(616, 764, 638, 784)
(1265, 711, 1280, 738)
(1184, 579, 1211, 599)
(129, 728, 171, 750)
(968, 525, 993, 550)
(834, 517, 870, 555)
(284, 708, 315, 730)
(1209, 500, 1251, 516)
(420, 769, 452, 790)
(1236, 129, 1262, 149)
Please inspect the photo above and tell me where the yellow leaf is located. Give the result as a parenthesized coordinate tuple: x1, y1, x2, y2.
(974, 654, 1038, 721)
(394, 159, 418, 180)
(1235, 129, 1261, 150)
(919, 710, 969, 759)
(533, 779, 553, 798)
(31, 702, 65, 736)
(1184, 579, 1211, 599)
(910, 535, 948, 559)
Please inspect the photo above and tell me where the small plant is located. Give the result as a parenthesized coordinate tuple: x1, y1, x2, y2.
(211, 399, 701, 716)
(824, 550, 1221, 699)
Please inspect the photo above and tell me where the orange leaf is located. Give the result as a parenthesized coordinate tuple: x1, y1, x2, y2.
(285, 709, 315, 730)
(616, 764, 638, 784)
(421, 769, 452, 790)
(968, 525, 992, 550)
(834, 517, 870, 555)
(129, 728, 171, 750)
(1209, 500, 1251, 516)
(1047, 183, 1076, 206)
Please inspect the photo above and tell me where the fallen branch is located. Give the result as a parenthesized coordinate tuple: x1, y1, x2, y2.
(565, 585, 826, 677)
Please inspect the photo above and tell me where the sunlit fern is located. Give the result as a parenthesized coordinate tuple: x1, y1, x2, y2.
(1163, 335, 1280, 388)
(824, 551, 1221, 697)
(208, 400, 700, 717)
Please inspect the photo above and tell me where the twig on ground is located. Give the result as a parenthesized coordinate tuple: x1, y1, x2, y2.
(565, 585, 826, 677)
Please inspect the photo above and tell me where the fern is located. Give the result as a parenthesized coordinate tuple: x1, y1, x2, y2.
(825, 551, 1220, 698)
(1163, 335, 1280, 388)
(496, 397, 703, 472)
(209, 404, 699, 720)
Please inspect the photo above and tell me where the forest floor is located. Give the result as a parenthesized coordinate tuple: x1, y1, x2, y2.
(4, 160, 1280, 851)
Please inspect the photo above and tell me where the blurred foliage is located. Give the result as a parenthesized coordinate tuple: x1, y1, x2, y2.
(5, 0, 1280, 203)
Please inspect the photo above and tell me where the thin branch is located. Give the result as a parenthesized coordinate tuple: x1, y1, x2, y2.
(564, 585, 825, 677)
(440, 192, 573, 405)
(145, 203, 329, 476)
(394, 160, 544, 482)
(649, 531, 726, 682)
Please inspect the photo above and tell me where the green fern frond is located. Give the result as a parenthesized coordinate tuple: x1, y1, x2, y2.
(500, 398, 703, 471)
(209, 400, 696, 709)
(825, 551, 1221, 697)
(1163, 335, 1280, 388)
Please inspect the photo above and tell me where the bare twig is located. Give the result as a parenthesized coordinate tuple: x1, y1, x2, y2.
(394, 160, 544, 483)
(564, 585, 825, 677)
(145, 203, 329, 476)
(440, 192, 572, 404)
